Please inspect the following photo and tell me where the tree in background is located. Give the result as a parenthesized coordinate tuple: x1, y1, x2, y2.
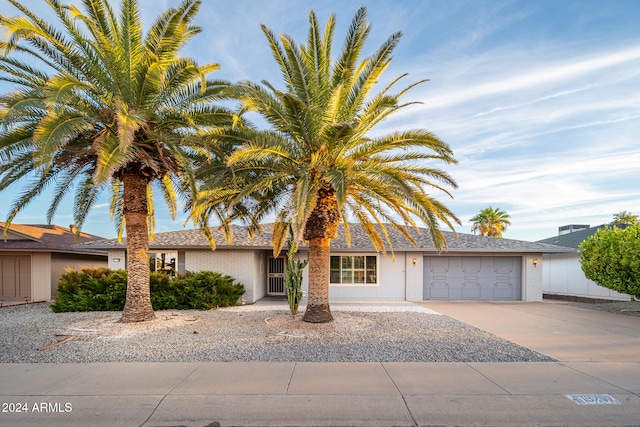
(0, 0, 237, 322)
(470, 207, 511, 238)
(579, 224, 640, 299)
(610, 211, 638, 226)
(192, 7, 460, 323)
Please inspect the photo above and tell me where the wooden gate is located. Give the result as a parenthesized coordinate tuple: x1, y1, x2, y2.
(0, 256, 31, 301)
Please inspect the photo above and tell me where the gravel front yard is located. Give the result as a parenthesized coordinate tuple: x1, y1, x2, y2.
(0, 302, 555, 363)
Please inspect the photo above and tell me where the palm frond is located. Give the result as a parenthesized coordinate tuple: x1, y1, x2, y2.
(73, 176, 102, 230)
(33, 112, 92, 164)
(331, 6, 369, 88)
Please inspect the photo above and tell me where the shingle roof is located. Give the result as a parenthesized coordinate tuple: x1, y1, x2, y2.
(0, 223, 107, 254)
(537, 224, 628, 249)
(331, 224, 573, 253)
(79, 223, 572, 254)
(77, 225, 274, 250)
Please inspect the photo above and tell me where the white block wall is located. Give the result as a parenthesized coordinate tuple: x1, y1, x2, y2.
(107, 248, 262, 303)
(543, 252, 630, 301)
(185, 249, 258, 303)
(108, 250, 126, 270)
(522, 254, 543, 302)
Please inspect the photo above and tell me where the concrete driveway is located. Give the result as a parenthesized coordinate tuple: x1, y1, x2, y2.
(418, 300, 640, 363)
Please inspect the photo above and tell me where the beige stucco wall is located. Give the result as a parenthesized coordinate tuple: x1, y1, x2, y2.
(31, 252, 51, 301)
(2, 251, 108, 302)
(50, 253, 108, 297)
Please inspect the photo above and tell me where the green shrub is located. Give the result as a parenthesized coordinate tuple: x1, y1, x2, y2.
(51, 268, 127, 312)
(579, 224, 640, 298)
(51, 268, 245, 312)
(150, 270, 245, 310)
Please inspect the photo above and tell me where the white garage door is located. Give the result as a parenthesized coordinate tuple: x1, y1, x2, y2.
(423, 256, 522, 300)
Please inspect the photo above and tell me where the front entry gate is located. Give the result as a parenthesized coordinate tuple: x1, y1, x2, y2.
(267, 256, 286, 295)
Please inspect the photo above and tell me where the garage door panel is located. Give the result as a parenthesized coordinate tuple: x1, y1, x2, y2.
(424, 256, 521, 301)
(462, 283, 481, 299)
(493, 283, 516, 299)
(430, 258, 449, 274)
(462, 257, 481, 273)
(429, 284, 450, 299)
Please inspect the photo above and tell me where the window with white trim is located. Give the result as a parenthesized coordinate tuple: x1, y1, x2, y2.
(330, 255, 377, 284)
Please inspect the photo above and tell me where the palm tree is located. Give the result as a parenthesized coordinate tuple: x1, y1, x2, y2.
(610, 210, 638, 226)
(0, 0, 237, 322)
(193, 7, 459, 323)
(470, 207, 511, 238)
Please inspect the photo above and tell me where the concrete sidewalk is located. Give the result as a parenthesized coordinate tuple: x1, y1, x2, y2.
(1, 301, 639, 427)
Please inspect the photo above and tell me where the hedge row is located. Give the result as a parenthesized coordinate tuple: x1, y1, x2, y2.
(50, 268, 245, 312)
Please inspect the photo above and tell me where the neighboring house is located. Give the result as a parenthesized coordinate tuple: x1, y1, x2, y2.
(79, 223, 572, 303)
(0, 223, 108, 303)
(538, 224, 632, 301)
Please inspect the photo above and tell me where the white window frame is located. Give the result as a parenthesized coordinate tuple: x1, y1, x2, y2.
(330, 254, 378, 286)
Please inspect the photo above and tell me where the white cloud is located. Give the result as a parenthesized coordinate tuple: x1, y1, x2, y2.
(420, 45, 640, 110)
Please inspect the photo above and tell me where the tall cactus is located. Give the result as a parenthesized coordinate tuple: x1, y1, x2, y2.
(285, 226, 308, 315)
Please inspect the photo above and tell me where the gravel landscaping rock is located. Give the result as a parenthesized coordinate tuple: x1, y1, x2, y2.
(0, 302, 554, 363)
(565, 300, 640, 317)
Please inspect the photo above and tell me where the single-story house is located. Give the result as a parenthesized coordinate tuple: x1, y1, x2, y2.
(538, 224, 632, 301)
(0, 223, 108, 303)
(79, 223, 572, 303)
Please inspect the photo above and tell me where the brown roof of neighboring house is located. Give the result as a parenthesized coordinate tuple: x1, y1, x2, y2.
(78, 223, 573, 254)
(0, 223, 107, 255)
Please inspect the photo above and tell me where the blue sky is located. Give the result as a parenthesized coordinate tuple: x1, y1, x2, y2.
(1, 0, 639, 242)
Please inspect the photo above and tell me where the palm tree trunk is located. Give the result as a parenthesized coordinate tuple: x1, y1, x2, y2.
(302, 183, 340, 323)
(303, 236, 333, 322)
(120, 171, 155, 323)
